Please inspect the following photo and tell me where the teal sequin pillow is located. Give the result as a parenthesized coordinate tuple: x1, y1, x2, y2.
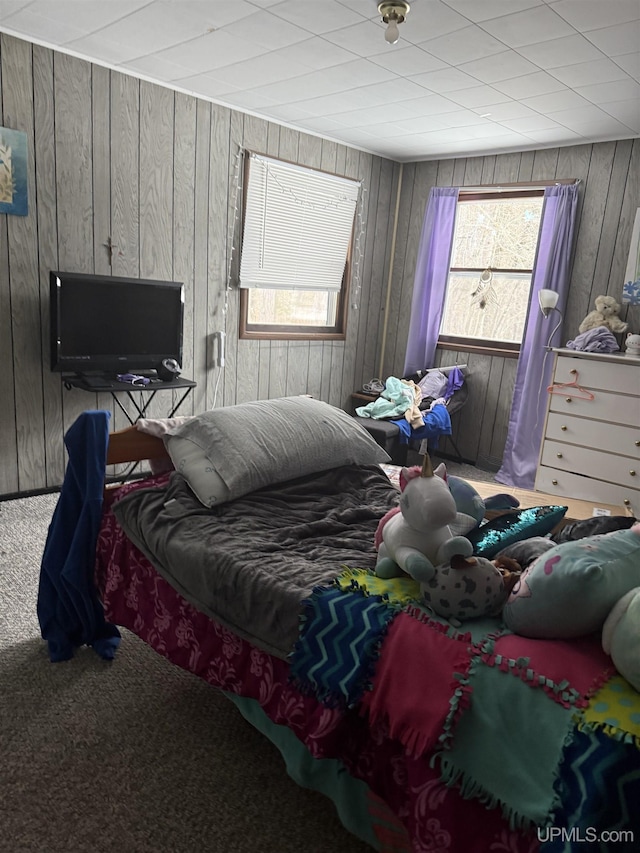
(468, 506, 568, 560)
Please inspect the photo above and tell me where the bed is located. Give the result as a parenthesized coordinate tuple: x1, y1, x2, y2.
(38, 400, 640, 853)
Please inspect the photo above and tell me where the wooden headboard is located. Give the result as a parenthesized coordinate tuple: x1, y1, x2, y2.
(106, 425, 169, 466)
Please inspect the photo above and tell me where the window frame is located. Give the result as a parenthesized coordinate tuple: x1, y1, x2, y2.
(238, 151, 357, 342)
(438, 187, 545, 359)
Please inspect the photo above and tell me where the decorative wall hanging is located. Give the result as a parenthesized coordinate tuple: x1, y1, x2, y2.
(622, 207, 640, 305)
(0, 127, 28, 216)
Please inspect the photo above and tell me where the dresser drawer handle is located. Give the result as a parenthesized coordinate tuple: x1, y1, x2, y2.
(561, 425, 567, 431)
(552, 479, 558, 486)
(556, 453, 563, 458)
(566, 397, 572, 403)
(624, 499, 631, 506)
(636, 441, 640, 447)
(631, 470, 637, 477)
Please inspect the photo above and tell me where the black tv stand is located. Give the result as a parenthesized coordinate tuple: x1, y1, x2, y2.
(62, 373, 196, 424)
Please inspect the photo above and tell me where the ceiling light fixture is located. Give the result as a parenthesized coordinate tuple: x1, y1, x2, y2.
(378, 1, 410, 45)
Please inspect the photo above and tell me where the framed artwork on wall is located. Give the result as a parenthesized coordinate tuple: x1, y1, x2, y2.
(622, 207, 640, 305)
(0, 126, 28, 216)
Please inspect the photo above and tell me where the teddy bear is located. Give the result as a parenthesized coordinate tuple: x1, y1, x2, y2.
(374, 454, 473, 583)
(578, 294, 628, 334)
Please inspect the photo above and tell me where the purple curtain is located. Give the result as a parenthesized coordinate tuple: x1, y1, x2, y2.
(403, 187, 459, 375)
(496, 184, 579, 490)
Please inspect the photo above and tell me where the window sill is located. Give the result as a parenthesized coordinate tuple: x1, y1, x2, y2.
(438, 340, 520, 359)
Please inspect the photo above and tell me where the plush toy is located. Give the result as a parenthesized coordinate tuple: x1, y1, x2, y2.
(602, 587, 640, 692)
(625, 332, 640, 356)
(502, 523, 640, 689)
(422, 553, 510, 624)
(374, 454, 473, 582)
(578, 294, 628, 334)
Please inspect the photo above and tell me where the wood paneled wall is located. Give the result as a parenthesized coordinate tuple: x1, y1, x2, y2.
(1, 32, 638, 497)
(0, 34, 396, 497)
(382, 139, 640, 468)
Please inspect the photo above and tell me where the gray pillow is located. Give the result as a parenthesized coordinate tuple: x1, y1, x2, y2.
(164, 396, 390, 507)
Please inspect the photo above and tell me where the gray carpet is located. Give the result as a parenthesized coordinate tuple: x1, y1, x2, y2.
(0, 493, 372, 853)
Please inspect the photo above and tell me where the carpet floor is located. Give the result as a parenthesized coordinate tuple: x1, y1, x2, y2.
(0, 493, 372, 853)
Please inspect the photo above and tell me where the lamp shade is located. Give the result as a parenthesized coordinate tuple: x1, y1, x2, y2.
(538, 288, 559, 317)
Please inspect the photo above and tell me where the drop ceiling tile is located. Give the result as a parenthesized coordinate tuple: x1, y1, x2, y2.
(220, 8, 310, 50)
(518, 34, 605, 69)
(391, 115, 453, 134)
(493, 71, 565, 99)
(583, 21, 640, 57)
(523, 127, 583, 144)
(480, 5, 574, 48)
(601, 99, 640, 132)
(575, 79, 640, 107)
(275, 38, 360, 70)
(470, 101, 540, 121)
(77, 2, 230, 56)
(538, 104, 612, 129)
(437, 109, 496, 127)
(173, 73, 241, 99)
(369, 45, 447, 77)
(408, 66, 478, 92)
(320, 19, 390, 57)
(247, 59, 391, 104)
(268, 0, 366, 35)
(560, 117, 636, 138)
(397, 93, 465, 115)
(420, 25, 506, 65)
(521, 89, 592, 112)
(326, 103, 415, 128)
(456, 50, 539, 84)
(549, 58, 629, 88)
(0, 1, 32, 16)
(293, 116, 351, 134)
(150, 31, 267, 74)
(261, 103, 316, 122)
(548, 0, 640, 32)
(440, 0, 544, 24)
(613, 52, 640, 81)
(2, 8, 89, 46)
(217, 89, 281, 110)
(294, 90, 384, 116)
(191, 52, 314, 90)
(11, 0, 150, 35)
(498, 114, 560, 132)
(447, 85, 510, 108)
(127, 54, 198, 83)
(360, 120, 438, 138)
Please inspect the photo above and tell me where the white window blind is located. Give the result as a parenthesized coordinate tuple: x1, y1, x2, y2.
(239, 152, 361, 292)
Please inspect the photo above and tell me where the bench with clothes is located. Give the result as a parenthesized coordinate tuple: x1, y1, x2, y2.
(353, 364, 468, 466)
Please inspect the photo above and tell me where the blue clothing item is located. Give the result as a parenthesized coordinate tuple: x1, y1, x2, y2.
(37, 410, 121, 662)
(391, 403, 451, 445)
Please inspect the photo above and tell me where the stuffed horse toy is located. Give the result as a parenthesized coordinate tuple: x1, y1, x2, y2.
(374, 454, 474, 583)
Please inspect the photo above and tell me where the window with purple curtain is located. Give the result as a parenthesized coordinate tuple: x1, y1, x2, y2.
(403, 187, 459, 376)
(496, 184, 579, 490)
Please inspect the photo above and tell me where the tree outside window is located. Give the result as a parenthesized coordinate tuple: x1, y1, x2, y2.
(439, 191, 544, 355)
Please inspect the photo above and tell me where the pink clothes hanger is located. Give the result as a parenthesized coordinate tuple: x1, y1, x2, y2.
(547, 368, 595, 401)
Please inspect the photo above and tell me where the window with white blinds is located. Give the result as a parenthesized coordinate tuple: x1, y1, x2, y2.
(239, 152, 361, 292)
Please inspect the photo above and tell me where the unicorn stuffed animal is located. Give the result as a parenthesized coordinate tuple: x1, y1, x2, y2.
(375, 454, 474, 583)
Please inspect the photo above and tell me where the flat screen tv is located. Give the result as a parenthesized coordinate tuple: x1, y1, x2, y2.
(50, 271, 184, 375)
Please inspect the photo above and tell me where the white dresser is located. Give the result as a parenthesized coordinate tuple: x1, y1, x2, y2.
(535, 349, 640, 517)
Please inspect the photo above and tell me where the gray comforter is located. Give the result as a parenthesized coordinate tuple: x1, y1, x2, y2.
(112, 464, 399, 658)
